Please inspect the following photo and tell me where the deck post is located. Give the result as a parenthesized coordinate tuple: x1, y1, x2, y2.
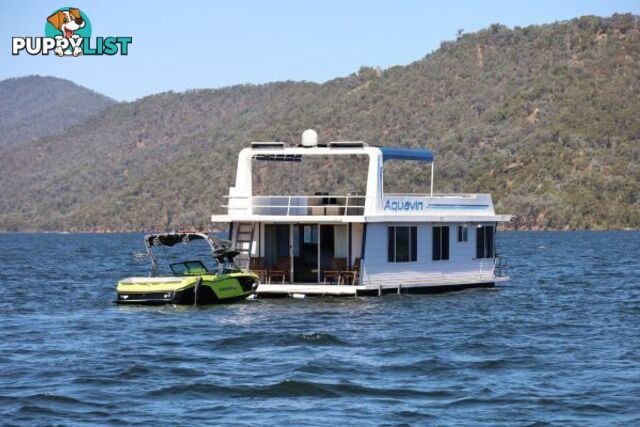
(430, 162, 434, 197)
(289, 224, 294, 284)
(317, 224, 321, 283)
(348, 222, 352, 269)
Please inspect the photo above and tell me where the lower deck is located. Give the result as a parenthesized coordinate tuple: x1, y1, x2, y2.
(230, 221, 505, 293)
(255, 275, 508, 298)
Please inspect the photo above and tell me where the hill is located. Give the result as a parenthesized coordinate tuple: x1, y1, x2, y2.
(0, 75, 116, 148)
(0, 14, 638, 231)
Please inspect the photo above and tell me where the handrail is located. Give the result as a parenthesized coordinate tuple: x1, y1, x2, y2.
(223, 204, 367, 208)
(224, 195, 371, 199)
(223, 194, 370, 217)
(384, 193, 479, 198)
(226, 194, 485, 202)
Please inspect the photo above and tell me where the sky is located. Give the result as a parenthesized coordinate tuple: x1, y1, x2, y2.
(2, 0, 638, 101)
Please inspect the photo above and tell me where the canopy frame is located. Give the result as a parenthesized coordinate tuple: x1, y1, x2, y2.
(142, 232, 231, 276)
(380, 147, 435, 196)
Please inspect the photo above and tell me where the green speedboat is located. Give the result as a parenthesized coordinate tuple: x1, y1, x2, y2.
(116, 232, 258, 305)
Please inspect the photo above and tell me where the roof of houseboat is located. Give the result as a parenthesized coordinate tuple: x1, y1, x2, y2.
(211, 131, 512, 224)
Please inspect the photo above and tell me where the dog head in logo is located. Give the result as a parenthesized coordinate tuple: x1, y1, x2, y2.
(47, 8, 85, 39)
(11, 7, 130, 57)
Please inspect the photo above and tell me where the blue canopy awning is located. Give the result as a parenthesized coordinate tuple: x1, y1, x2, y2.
(380, 147, 434, 162)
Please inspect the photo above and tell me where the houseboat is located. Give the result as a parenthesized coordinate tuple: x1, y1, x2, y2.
(211, 130, 511, 297)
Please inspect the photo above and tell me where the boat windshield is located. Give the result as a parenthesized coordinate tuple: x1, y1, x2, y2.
(169, 259, 241, 276)
(170, 260, 209, 276)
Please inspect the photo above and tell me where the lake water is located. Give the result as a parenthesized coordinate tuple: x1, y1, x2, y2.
(0, 232, 639, 425)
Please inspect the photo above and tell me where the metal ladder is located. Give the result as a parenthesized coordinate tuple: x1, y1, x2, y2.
(234, 222, 254, 269)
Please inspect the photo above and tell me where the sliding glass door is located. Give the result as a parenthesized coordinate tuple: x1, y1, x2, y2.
(293, 225, 318, 282)
(265, 224, 349, 283)
(264, 224, 289, 269)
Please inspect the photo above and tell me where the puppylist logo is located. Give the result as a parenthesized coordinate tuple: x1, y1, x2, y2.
(12, 7, 132, 57)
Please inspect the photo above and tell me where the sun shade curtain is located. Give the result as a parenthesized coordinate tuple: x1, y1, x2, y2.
(334, 225, 348, 258)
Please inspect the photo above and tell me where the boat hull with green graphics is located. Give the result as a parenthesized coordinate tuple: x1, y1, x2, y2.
(115, 233, 258, 305)
(116, 273, 258, 305)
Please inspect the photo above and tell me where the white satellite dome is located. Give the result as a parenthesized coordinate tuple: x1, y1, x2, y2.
(301, 129, 318, 147)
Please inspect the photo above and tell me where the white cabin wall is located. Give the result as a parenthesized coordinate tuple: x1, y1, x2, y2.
(362, 222, 495, 284)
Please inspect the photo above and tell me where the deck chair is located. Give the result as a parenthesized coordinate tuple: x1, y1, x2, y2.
(341, 257, 361, 286)
(249, 257, 267, 282)
(323, 258, 347, 285)
(269, 256, 290, 284)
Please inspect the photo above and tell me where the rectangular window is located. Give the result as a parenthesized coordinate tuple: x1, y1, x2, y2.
(457, 226, 468, 242)
(432, 226, 450, 261)
(387, 226, 417, 262)
(476, 225, 495, 259)
(396, 226, 410, 262)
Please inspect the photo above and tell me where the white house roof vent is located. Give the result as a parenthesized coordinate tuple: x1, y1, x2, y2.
(301, 129, 318, 147)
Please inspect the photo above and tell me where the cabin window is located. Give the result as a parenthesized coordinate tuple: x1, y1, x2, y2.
(387, 226, 417, 263)
(432, 226, 450, 261)
(476, 225, 495, 259)
(457, 226, 468, 242)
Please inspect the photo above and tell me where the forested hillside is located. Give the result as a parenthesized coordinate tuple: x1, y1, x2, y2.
(0, 76, 116, 148)
(0, 14, 638, 231)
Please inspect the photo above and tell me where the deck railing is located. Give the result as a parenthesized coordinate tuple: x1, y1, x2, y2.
(223, 195, 369, 216)
(495, 255, 509, 277)
(360, 270, 500, 288)
(383, 193, 479, 198)
(223, 193, 489, 217)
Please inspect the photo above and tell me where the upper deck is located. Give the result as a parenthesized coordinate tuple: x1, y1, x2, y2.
(211, 133, 511, 224)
